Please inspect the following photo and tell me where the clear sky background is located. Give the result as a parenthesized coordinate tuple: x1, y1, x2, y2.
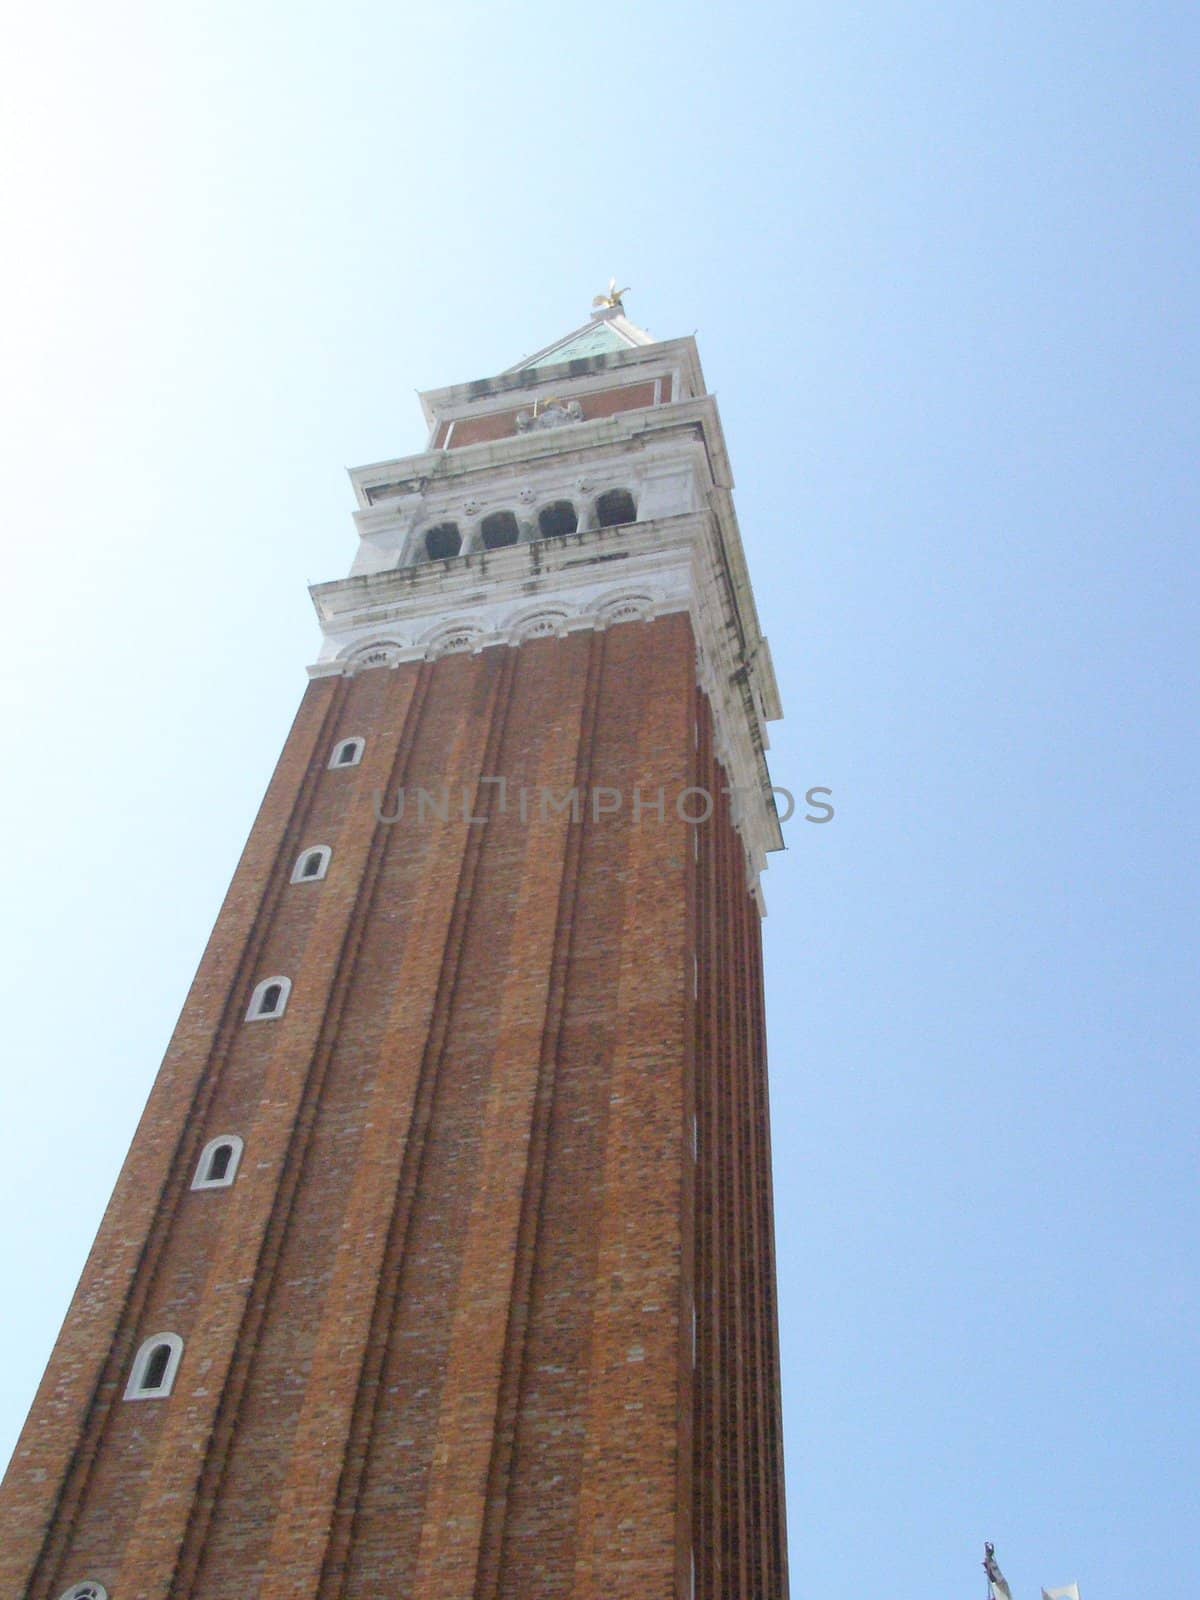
(0, 3, 1195, 1597)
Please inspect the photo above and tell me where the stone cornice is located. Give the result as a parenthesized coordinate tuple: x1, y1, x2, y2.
(350, 395, 733, 512)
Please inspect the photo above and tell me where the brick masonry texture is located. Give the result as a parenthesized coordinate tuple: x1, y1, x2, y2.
(0, 612, 788, 1600)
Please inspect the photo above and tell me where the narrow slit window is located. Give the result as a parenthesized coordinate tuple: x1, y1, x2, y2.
(143, 1344, 171, 1389)
(247, 975, 291, 1022)
(124, 1332, 184, 1400)
(537, 500, 578, 540)
(329, 738, 364, 769)
(291, 845, 331, 883)
(192, 1134, 244, 1190)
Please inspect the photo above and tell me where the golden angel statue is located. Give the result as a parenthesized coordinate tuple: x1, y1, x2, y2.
(592, 278, 631, 311)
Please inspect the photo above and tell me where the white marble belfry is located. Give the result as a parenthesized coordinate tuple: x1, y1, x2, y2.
(309, 310, 783, 903)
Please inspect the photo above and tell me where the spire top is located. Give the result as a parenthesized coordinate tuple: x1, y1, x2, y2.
(591, 277, 631, 314)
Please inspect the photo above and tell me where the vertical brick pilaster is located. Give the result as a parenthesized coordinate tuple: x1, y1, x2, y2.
(108, 667, 422, 1600)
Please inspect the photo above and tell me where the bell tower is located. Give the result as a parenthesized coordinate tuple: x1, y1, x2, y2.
(0, 301, 789, 1600)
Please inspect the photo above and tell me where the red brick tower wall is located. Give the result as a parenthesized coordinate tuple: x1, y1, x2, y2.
(693, 693, 790, 1600)
(0, 610, 787, 1600)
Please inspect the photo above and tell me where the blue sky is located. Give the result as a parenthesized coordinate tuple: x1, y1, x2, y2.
(0, 3, 1196, 1597)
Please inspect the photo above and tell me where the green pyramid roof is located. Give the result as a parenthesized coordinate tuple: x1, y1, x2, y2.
(507, 308, 655, 374)
(520, 321, 631, 369)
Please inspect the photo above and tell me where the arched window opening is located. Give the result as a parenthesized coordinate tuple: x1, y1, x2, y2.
(480, 510, 520, 549)
(291, 845, 331, 883)
(247, 975, 291, 1022)
(424, 522, 462, 560)
(537, 501, 578, 540)
(595, 488, 637, 528)
(537, 502, 579, 540)
(329, 738, 364, 769)
(124, 1332, 184, 1400)
(58, 1585, 108, 1600)
(192, 1133, 244, 1190)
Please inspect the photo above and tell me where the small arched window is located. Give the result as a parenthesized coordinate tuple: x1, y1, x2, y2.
(424, 522, 462, 560)
(595, 488, 637, 528)
(247, 975, 291, 1022)
(480, 510, 520, 549)
(58, 1585, 108, 1600)
(291, 845, 331, 884)
(124, 1332, 184, 1400)
(537, 500, 578, 539)
(191, 1134, 244, 1190)
(329, 737, 365, 769)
